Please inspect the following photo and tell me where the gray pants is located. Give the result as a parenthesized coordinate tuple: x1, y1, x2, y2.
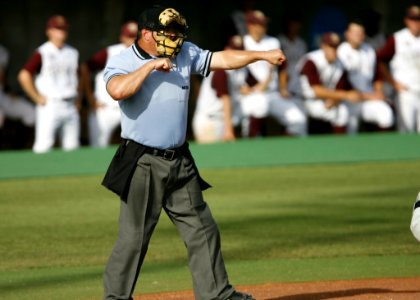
(103, 153, 234, 300)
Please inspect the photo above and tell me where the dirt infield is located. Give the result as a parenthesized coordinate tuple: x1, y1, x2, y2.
(134, 277, 420, 300)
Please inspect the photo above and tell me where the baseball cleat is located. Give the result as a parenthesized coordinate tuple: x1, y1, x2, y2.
(226, 291, 256, 300)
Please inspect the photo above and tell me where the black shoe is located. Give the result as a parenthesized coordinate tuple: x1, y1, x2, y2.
(226, 291, 255, 300)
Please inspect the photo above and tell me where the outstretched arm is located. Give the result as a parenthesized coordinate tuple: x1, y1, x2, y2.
(210, 49, 286, 71)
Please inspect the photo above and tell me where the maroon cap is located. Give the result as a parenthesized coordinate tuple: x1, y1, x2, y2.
(226, 35, 244, 50)
(406, 5, 420, 20)
(245, 10, 269, 26)
(120, 21, 138, 38)
(46, 15, 68, 30)
(321, 32, 341, 48)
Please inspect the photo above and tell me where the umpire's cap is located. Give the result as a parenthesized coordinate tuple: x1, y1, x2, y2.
(138, 5, 188, 35)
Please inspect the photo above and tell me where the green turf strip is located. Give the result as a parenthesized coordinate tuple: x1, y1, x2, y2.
(192, 132, 420, 168)
(1, 133, 420, 179)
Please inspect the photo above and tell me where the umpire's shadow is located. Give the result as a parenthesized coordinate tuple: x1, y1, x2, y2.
(266, 287, 420, 300)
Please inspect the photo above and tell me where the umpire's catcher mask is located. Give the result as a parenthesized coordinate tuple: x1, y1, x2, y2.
(139, 6, 188, 58)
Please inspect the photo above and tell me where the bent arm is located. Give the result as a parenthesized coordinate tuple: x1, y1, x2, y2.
(220, 94, 235, 141)
(210, 49, 286, 71)
(278, 67, 289, 97)
(106, 58, 173, 100)
(362, 80, 385, 100)
(106, 61, 155, 100)
(312, 85, 362, 103)
(377, 61, 407, 91)
(17, 69, 45, 105)
(79, 63, 97, 109)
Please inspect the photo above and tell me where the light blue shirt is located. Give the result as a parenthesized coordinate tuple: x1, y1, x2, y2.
(104, 41, 212, 149)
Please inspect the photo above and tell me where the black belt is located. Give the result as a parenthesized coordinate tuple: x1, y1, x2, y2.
(125, 139, 186, 161)
(415, 201, 420, 210)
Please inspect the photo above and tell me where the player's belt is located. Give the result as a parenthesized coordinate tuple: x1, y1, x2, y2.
(125, 139, 187, 161)
(415, 201, 420, 210)
(50, 97, 76, 102)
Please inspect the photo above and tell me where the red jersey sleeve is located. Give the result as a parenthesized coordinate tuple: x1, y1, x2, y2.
(376, 35, 395, 63)
(23, 51, 42, 75)
(278, 60, 287, 72)
(336, 71, 353, 90)
(245, 69, 258, 87)
(211, 70, 229, 98)
(86, 48, 108, 71)
(300, 60, 321, 86)
(373, 61, 384, 82)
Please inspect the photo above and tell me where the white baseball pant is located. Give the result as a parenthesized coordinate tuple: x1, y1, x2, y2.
(304, 99, 349, 127)
(396, 90, 420, 133)
(88, 106, 121, 148)
(33, 99, 80, 153)
(241, 92, 307, 136)
(347, 100, 394, 134)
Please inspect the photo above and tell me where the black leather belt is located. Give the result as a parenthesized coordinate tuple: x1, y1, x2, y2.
(144, 147, 184, 160)
(125, 139, 186, 161)
(415, 201, 420, 210)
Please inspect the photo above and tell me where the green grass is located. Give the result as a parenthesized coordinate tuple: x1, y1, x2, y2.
(1, 160, 420, 299)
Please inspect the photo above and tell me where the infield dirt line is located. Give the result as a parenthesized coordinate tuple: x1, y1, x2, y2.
(134, 277, 420, 300)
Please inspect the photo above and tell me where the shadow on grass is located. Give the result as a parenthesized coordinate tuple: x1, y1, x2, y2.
(266, 288, 420, 300)
(0, 262, 188, 294)
(216, 211, 409, 260)
(0, 268, 102, 292)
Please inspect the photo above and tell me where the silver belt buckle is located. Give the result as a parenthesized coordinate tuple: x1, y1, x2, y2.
(163, 149, 175, 160)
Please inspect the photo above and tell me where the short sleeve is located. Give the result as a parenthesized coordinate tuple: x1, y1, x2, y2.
(336, 72, 352, 90)
(86, 48, 108, 72)
(103, 53, 131, 84)
(184, 42, 213, 77)
(23, 51, 42, 75)
(211, 70, 229, 97)
(301, 60, 321, 86)
(376, 36, 395, 63)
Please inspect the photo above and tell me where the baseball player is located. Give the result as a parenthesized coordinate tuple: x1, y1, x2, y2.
(337, 20, 394, 133)
(242, 10, 307, 137)
(277, 10, 308, 92)
(0, 43, 35, 130)
(80, 21, 138, 148)
(411, 192, 420, 242)
(101, 5, 286, 300)
(0, 91, 35, 130)
(360, 8, 387, 51)
(289, 32, 364, 133)
(192, 35, 245, 143)
(0, 43, 8, 94)
(17, 15, 80, 153)
(376, 5, 420, 133)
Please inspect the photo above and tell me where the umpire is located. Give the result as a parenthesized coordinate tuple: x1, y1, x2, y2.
(102, 5, 285, 300)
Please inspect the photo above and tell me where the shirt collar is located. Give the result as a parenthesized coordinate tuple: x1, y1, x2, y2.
(132, 39, 153, 60)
